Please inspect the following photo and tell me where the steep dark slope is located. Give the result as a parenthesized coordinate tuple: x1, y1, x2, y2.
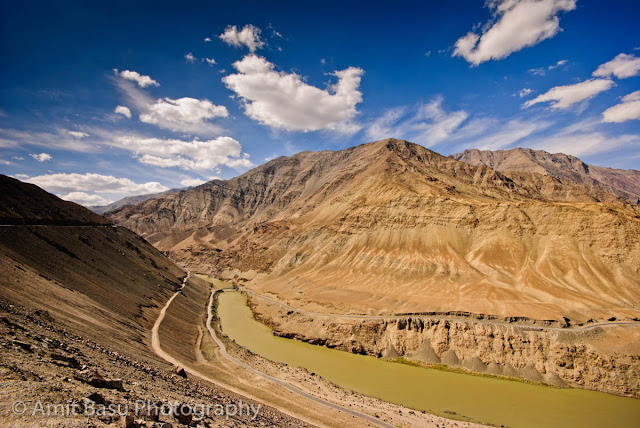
(0, 174, 185, 357)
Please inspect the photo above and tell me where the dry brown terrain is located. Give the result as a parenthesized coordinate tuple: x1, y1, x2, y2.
(109, 139, 640, 322)
(451, 148, 640, 203)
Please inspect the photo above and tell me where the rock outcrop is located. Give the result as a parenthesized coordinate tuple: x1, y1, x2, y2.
(257, 305, 640, 398)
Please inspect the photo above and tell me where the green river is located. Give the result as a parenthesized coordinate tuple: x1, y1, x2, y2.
(217, 291, 640, 427)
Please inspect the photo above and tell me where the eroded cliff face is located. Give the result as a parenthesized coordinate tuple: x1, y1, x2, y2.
(251, 299, 640, 398)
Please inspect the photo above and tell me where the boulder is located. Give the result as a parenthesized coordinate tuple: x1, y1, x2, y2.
(173, 403, 193, 426)
(86, 392, 105, 405)
(174, 366, 188, 379)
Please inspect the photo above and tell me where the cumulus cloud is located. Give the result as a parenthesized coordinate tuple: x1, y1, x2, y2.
(204, 37, 212, 42)
(67, 131, 88, 139)
(185, 52, 196, 63)
(523, 79, 615, 109)
(114, 105, 132, 118)
(223, 54, 364, 133)
(366, 98, 469, 146)
(24, 173, 169, 195)
(453, 0, 576, 65)
(112, 135, 253, 171)
(204, 58, 216, 66)
(112, 77, 228, 135)
(593, 53, 640, 79)
(139, 97, 229, 134)
(219, 25, 265, 52)
(30, 153, 52, 162)
(114, 69, 159, 88)
(180, 178, 207, 187)
(61, 192, 113, 206)
(602, 91, 640, 123)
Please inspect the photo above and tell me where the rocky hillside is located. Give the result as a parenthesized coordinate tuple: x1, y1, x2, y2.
(451, 148, 640, 203)
(0, 175, 111, 225)
(89, 187, 186, 214)
(0, 174, 185, 358)
(108, 139, 640, 322)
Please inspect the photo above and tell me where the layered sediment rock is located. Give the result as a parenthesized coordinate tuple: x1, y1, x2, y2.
(256, 306, 639, 398)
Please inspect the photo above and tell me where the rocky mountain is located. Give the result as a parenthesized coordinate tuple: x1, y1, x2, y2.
(451, 148, 640, 203)
(89, 187, 187, 214)
(107, 139, 640, 322)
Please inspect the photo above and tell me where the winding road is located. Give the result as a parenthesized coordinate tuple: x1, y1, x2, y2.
(239, 286, 640, 333)
(150, 274, 394, 428)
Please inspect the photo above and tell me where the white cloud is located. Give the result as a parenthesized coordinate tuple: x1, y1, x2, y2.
(1, 128, 93, 152)
(528, 123, 639, 157)
(11, 156, 25, 160)
(112, 77, 227, 135)
(139, 97, 229, 134)
(112, 136, 253, 171)
(30, 153, 52, 162)
(453, 0, 577, 65)
(471, 119, 551, 150)
(223, 54, 364, 133)
(180, 178, 207, 187)
(548, 59, 568, 70)
(523, 79, 615, 109)
(185, 52, 196, 63)
(518, 88, 534, 97)
(67, 131, 88, 139)
(529, 67, 547, 76)
(366, 98, 469, 146)
(114, 69, 159, 88)
(204, 58, 216, 66)
(602, 91, 640, 123)
(204, 37, 212, 42)
(114, 105, 132, 118)
(593, 53, 640, 79)
(24, 173, 169, 195)
(219, 25, 265, 52)
(61, 192, 113, 206)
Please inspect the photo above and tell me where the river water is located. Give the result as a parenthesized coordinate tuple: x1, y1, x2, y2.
(217, 291, 640, 427)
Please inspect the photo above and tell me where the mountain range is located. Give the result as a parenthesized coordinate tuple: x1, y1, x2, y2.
(452, 148, 640, 204)
(107, 139, 640, 322)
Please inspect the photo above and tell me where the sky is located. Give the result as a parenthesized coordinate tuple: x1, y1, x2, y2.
(1, 0, 640, 206)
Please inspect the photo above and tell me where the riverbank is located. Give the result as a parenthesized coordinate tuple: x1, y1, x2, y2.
(216, 290, 640, 427)
(212, 290, 486, 427)
(245, 285, 640, 398)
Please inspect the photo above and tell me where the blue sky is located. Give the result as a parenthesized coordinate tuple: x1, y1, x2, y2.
(1, 0, 640, 206)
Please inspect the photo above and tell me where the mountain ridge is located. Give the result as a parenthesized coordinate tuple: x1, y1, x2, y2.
(107, 139, 640, 321)
(451, 148, 640, 203)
